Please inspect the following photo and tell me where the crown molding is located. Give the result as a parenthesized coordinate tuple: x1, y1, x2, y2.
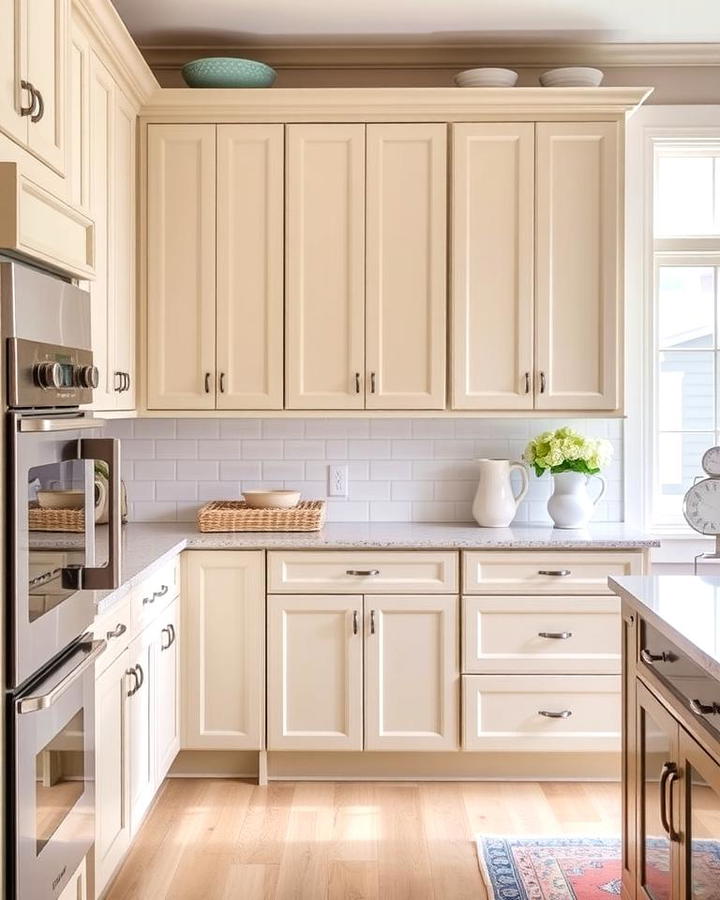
(140, 85, 652, 122)
(72, 0, 159, 104)
(140, 41, 720, 72)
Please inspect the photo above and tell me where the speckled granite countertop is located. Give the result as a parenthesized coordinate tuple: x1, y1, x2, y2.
(610, 576, 720, 678)
(31, 521, 658, 613)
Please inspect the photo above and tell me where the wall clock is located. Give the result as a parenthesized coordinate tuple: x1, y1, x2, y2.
(683, 446, 720, 571)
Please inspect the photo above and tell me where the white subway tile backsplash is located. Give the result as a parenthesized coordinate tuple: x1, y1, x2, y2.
(113, 417, 624, 524)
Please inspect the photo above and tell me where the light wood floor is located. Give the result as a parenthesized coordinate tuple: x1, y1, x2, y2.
(106, 778, 621, 900)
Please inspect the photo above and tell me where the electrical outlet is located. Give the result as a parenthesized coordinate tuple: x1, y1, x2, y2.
(328, 464, 348, 498)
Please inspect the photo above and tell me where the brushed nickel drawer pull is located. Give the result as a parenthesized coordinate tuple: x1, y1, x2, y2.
(126, 667, 139, 697)
(153, 584, 169, 600)
(352, 610, 359, 635)
(539, 371, 546, 393)
(370, 609, 376, 635)
(20, 80, 36, 116)
(370, 372, 376, 393)
(690, 698, 720, 716)
(538, 709, 572, 719)
(161, 626, 172, 651)
(30, 86, 44, 123)
(538, 569, 571, 577)
(107, 623, 127, 640)
(355, 372, 361, 394)
(538, 631, 573, 640)
(204, 372, 211, 393)
(640, 648, 674, 665)
(523, 371, 530, 394)
(346, 569, 380, 577)
(142, 595, 154, 606)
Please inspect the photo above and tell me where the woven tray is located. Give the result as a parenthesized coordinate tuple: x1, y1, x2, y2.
(28, 502, 85, 533)
(197, 499, 326, 533)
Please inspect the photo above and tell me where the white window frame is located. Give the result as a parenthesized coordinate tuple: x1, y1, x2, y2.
(625, 106, 720, 542)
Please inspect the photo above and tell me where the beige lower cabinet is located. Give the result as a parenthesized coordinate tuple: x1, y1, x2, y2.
(462, 674, 622, 752)
(59, 857, 87, 900)
(94, 648, 131, 898)
(267, 594, 364, 751)
(364, 595, 458, 750)
(182, 551, 265, 750)
(462, 595, 621, 675)
(155, 597, 180, 781)
(127, 628, 155, 835)
(267, 593, 459, 751)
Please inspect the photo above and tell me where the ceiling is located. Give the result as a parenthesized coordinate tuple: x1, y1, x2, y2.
(110, 0, 720, 46)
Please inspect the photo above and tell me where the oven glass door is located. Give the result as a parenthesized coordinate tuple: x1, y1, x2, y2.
(14, 640, 102, 899)
(11, 413, 119, 689)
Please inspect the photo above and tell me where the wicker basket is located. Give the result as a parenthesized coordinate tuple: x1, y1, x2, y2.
(28, 502, 85, 533)
(197, 499, 326, 533)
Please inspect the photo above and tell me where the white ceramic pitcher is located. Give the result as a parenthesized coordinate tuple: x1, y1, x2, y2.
(472, 459, 529, 528)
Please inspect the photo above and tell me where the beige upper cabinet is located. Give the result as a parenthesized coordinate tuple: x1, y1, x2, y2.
(285, 123, 366, 409)
(365, 124, 447, 409)
(364, 595, 458, 751)
(0, 0, 66, 174)
(217, 124, 284, 409)
(182, 551, 265, 751)
(267, 594, 363, 750)
(146, 124, 217, 409)
(451, 123, 534, 410)
(535, 122, 621, 411)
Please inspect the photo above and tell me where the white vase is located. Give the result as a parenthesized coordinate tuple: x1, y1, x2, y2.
(547, 470, 606, 529)
(472, 459, 529, 528)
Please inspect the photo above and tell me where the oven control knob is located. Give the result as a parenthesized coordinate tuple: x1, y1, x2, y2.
(76, 365, 99, 389)
(34, 361, 63, 390)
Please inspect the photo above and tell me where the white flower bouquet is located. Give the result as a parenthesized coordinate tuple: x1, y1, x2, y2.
(523, 426, 613, 478)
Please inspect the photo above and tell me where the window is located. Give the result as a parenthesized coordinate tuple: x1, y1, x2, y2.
(652, 144, 720, 527)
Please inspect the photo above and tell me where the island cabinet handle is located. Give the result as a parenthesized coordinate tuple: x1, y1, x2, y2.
(538, 569, 571, 577)
(640, 648, 675, 665)
(659, 762, 680, 841)
(346, 569, 380, 577)
(690, 698, 720, 716)
(538, 709, 572, 719)
(538, 631, 573, 640)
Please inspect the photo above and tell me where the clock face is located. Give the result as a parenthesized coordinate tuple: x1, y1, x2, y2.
(702, 447, 720, 477)
(684, 478, 720, 534)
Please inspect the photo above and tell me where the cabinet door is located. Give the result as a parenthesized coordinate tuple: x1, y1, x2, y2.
(95, 648, 131, 898)
(183, 551, 264, 750)
(0, 0, 27, 145)
(25, 0, 66, 174)
(68, 21, 89, 212)
(217, 124, 284, 409)
(267, 594, 363, 750)
(286, 124, 365, 409)
(451, 124, 534, 410)
(622, 607, 638, 898)
(147, 124, 216, 409)
(365, 595, 458, 750)
(678, 728, 720, 900)
(128, 630, 155, 835)
(87, 51, 115, 411)
(155, 598, 180, 780)
(636, 681, 680, 900)
(535, 122, 621, 411)
(113, 89, 137, 411)
(366, 123, 446, 409)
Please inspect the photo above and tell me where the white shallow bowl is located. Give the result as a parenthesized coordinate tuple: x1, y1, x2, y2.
(242, 490, 301, 509)
(36, 489, 85, 510)
(539, 67, 604, 87)
(454, 67, 518, 87)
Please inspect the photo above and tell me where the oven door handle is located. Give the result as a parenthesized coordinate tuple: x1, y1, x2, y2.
(16, 639, 106, 714)
(78, 437, 121, 590)
(19, 417, 107, 432)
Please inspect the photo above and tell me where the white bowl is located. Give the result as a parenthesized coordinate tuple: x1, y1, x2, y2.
(242, 490, 301, 509)
(36, 489, 85, 510)
(454, 67, 518, 88)
(539, 67, 604, 87)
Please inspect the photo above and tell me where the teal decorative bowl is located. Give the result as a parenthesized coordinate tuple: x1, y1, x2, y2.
(181, 57, 277, 88)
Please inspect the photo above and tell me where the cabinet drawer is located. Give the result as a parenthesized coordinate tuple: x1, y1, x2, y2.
(463, 595, 621, 674)
(132, 556, 180, 631)
(462, 674, 621, 752)
(92, 592, 132, 673)
(463, 551, 643, 595)
(267, 551, 458, 594)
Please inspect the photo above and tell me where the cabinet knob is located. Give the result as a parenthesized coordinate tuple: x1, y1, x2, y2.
(640, 648, 675, 665)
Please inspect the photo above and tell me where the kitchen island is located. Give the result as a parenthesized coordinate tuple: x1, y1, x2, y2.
(609, 575, 720, 900)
